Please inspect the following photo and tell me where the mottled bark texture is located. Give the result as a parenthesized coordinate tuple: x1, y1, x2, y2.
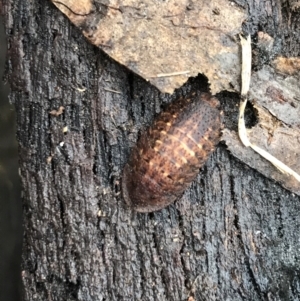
(2, 0, 300, 300)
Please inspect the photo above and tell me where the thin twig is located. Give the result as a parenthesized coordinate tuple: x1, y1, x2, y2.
(150, 71, 190, 78)
(103, 88, 122, 94)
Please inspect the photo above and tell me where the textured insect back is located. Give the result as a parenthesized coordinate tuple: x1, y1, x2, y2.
(122, 92, 222, 213)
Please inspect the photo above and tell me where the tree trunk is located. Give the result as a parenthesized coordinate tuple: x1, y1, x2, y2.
(2, 0, 300, 300)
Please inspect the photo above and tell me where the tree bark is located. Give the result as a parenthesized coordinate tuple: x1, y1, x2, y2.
(2, 0, 300, 300)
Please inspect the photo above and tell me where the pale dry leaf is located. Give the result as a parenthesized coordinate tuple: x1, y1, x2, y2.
(52, 0, 245, 94)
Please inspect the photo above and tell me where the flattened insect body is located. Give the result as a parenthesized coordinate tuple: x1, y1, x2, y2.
(122, 92, 222, 213)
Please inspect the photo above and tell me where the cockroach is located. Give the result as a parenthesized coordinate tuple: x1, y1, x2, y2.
(122, 91, 222, 212)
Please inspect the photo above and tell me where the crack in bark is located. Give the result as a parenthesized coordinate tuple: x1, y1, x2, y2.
(230, 174, 263, 299)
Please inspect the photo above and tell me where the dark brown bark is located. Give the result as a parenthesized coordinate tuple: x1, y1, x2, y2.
(2, 0, 300, 300)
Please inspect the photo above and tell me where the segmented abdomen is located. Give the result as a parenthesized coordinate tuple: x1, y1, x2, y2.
(122, 92, 222, 213)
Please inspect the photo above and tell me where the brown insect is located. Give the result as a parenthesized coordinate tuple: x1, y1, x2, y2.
(122, 92, 222, 213)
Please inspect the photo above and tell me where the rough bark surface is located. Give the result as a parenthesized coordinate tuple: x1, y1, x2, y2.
(2, 0, 300, 301)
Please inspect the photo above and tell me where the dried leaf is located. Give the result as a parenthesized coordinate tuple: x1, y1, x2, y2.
(52, 0, 245, 94)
